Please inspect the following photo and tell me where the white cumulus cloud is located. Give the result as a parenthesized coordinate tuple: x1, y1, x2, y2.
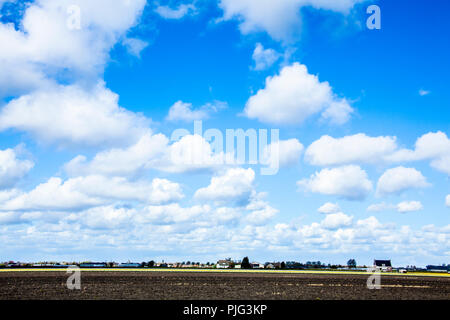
(317, 202, 341, 214)
(298, 165, 372, 200)
(0, 82, 149, 147)
(367, 202, 394, 212)
(65, 133, 169, 177)
(376, 166, 429, 196)
(219, 0, 363, 41)
(252, 43, 281, 70)
(387, 131, 450, 175)
(0, 176, 184, 211)
(305, 133, 398, 166)
(321, 212, 353, 229)
(155, 3, 196, 19)
(122, 38, 149, 58)
(0, 147, 34, 190)
(195, 168, 255, 204)
(396, 201, 423, 213)
(244, 63, 353, 125)
(65, 133, 231, 177)
(166, 100, 226, 122)
(244, 192, 278, 225)
(0, 0, 147, 95)
(262, 138, 304, 168)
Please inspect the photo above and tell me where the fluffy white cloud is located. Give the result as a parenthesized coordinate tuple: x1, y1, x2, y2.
(167, 101, 209, 122)
(213, 207, 242, 224)
(305, 134, 398, 166)
(446, 195, 450, 208)
(317, 202, 340, 214)
(65, 133, 230, 177)
(245, 206, 277, 225)
(244, 192, 278, 225)
(166, 100, 226, 122)
(0, 83, 149, 147)
(252, 43, 281, 70)
(430, 155, 450, 175)
(0, 176, 184, 211)
(1, 177, 101, 211)
(0, 147, 34, 189)
(321, 212, 353, 229)
(368, 201, 424, 213)
(219, 0, 363, 41)
(244, 63, 353, 125)
(367, 202, 394, 212)
(155, 3, 196, 19)
(419, 89, 430, 96)
(122, 38, 149, 58)
(134, 203, 209, 224)
(376, 166, 429, 196)
(195, 168, 255, 204)
(262, 138, 303, 168)
(388, 132, 450, 161)
(164, 134, 228, 173)
(298, 165, 372, 200)
(0, 0, 147, 95)
(396, 201, 423, 213)
(65, 133, 169, 177)
(304, 131, 450, 176)
(387, 132, 450, 175)
(76, 205, 135, 230)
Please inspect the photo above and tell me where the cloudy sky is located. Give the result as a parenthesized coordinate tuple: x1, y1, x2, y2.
(0, 0, 449, 266)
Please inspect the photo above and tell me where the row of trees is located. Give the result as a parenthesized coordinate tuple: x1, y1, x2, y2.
(142, 257, 359, 269)
(2, 258, 359, 269)
(241, 258, 358, 269)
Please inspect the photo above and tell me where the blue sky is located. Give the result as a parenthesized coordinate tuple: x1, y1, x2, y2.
(0, 0, 449, 266)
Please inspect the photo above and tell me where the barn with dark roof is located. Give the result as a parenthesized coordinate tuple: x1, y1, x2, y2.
(373, 260, 392, 271)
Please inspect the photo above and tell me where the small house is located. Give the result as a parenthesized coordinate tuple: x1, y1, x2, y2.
(216, 260, 232, 269)
(374, 260, 392, 272)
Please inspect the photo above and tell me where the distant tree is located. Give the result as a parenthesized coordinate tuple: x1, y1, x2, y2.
(347, 259, 357, 268)
(280, 261, 286, 269)
(148, 260, 155, 267)
(241, 257, 251, 269)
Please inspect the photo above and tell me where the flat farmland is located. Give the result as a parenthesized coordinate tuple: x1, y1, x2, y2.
(0, 270, 449, 300)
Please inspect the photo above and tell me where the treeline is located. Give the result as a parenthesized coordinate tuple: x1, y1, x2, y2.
(1, 258, 363, 269)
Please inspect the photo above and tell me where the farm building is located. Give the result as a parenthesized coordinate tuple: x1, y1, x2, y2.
(426, 265, 450, 272)
(79, 262, 107, 268)
(118, 263, 141, 268)
(216, 260, 232, 269)
(374, 260, 392, 272)
(251, 262, 264, 269)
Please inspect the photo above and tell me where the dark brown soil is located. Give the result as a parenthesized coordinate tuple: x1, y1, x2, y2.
(0, 271, 449, 300)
